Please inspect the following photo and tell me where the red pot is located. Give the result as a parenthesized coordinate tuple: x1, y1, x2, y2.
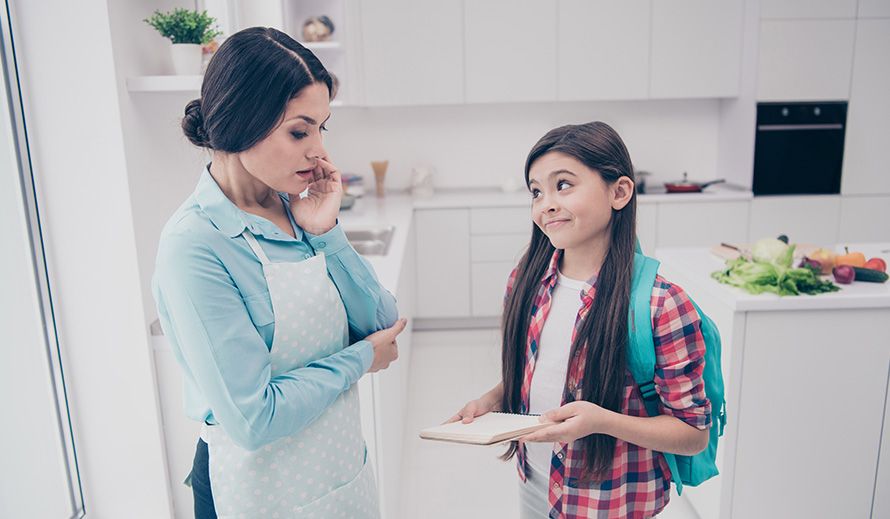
(664, 173, 726, 193)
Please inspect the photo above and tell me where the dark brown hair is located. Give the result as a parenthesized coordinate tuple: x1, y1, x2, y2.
(501, 121, 637, 480)
(182, 26, 334, 152)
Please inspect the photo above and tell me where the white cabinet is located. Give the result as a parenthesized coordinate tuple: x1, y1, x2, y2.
(756, 19, 856, 101)
(731, 309, 890, 518)
(874, 360, 890, 519)
(841, 19, 890, 196)
(469, 207, 531, 317)
(747, 196, 841, 245)
(636, 203, 657, 255)
(649, 0, 744, 99)
(838, 195, 890, 244)
(413, 208, 471, 317)
(359, 0, 464, 106)
(859, 0, 890, 17)
(556, 0, 650, 101)
(759, 0, 858, 19)
(656, 201, 749, 248)
(464, 1, 557, 103)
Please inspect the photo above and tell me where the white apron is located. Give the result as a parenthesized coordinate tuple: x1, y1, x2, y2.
(203, 230, 380, 519)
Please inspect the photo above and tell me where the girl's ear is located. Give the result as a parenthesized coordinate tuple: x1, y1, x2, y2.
(611, 176, 634, 210)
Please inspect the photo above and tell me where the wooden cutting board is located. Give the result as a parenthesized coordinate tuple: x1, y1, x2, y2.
(711, 242, 821, 262)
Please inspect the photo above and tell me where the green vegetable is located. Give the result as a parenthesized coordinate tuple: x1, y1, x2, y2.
(851, 267, 889, 283)
(752, 237, 792, 266)
(712, 255, 840, 296)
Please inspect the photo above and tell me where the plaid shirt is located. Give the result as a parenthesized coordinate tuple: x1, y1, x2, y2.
(509, 250, 711, 519)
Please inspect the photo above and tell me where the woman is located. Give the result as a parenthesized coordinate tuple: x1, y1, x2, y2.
(152, 27, 403, 519)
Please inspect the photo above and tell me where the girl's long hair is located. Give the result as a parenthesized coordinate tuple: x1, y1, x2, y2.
(501, 121, 637, 481)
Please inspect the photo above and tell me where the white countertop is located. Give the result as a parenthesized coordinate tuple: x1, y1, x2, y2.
(655, 243, 890, 312)
(338, 194, 415, 294)
(407, 182, 752, 209)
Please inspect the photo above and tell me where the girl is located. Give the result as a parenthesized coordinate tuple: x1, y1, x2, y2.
(152, 27, 404, 519)
(450, 122, 711, 519)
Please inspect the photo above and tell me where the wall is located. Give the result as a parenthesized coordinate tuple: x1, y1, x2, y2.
(323, 99, 722, 193)
(9, 0, 172, 517)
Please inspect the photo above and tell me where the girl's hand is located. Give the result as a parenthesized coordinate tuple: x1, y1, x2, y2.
(290, 156, 342, 235)
(444, 383, 504, 424)
(521, 401, 613, 444)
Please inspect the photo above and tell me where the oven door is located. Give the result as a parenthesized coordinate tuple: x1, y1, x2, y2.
(752, 102, 847, 196)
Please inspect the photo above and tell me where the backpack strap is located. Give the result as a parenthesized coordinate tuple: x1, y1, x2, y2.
(627, 252, 684, 493)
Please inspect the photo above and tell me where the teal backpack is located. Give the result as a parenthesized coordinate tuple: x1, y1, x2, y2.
(627, 248, 726, 494)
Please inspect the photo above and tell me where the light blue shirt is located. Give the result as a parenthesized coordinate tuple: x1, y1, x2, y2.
(152, 167, 398, 451)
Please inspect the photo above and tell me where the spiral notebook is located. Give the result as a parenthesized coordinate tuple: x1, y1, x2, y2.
(419, 412, 553, 446)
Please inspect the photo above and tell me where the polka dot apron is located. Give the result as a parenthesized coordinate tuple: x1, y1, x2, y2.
(202, 230, 380, 519)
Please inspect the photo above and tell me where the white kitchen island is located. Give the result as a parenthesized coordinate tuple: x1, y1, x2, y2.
(655, 244, 890, 519)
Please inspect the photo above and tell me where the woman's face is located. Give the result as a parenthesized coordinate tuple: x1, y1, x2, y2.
(528, 152, 628, 254)
(237, 82, 331, 195)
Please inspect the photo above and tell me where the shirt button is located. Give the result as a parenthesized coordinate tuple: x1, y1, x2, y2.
(553, 482, 560, 489)
(556, 452, 564, 460)
(317, 241, 326, 248)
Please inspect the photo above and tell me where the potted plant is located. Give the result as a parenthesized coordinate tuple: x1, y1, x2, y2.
(144, 8, 221, 75)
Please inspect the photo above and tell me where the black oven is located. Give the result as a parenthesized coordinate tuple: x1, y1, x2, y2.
(752, 101, 847, 196)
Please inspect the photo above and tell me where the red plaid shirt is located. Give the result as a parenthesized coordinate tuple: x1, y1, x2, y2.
(509, 250, 711, 519)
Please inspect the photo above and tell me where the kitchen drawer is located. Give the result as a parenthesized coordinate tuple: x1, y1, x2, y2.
(471, 261, 514, 317)
(414, 208, 471, 318)
(470, 207, 531, 235)
(470, 234, 529, 263)
(748, 196, 840, 246)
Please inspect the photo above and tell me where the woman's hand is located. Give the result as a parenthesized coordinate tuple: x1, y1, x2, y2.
(521, 401, 612, 444)
(445, 382, 504, 424)
(290, 156, 342, 236)
(364, 318, 406, 373)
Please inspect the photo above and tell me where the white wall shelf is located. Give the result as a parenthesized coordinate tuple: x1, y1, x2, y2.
(125, 75, 344, 106)
(126, 75, 201, 92)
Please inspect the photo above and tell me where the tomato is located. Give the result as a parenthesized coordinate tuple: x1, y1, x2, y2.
(865, 257, 887, 272)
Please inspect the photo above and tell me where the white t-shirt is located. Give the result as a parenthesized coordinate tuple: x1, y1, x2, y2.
(526, 269, 587, 476)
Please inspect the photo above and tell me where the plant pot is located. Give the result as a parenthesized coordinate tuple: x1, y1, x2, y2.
(170, 43, 202, 75)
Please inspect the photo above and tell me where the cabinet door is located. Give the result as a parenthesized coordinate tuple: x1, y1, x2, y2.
(748, 196, 840, 246)
(650, 0, 744, 98)
(759, 0, 858, 19)
(838, 195, 890, 243)
(464, 1, 557, 103)
(557, 0, 649, 101)
(656, 201, 749, 248)
(873, 355, 890, 519)
(732, 309, 890, 518)
(414, 208, 471, 317)
(756, 19, 856, 101)
(841, 19, 890, 195)
(471, 261, 514, 317)
(359, 0, 464, 106)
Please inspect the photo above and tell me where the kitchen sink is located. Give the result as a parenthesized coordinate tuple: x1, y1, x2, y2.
(344, 225, 395, 256)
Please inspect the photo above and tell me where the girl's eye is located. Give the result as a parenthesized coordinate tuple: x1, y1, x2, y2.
(291, 131, 308, 140)
(557, 179, 572, 190)
(320, 124, 328, 132)
(530, 189, 541, 199)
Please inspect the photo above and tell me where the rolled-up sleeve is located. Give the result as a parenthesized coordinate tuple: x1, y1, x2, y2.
(305, 224, 399, 336)
(652, 282, 712, 431)
(153, 229, 373, 451)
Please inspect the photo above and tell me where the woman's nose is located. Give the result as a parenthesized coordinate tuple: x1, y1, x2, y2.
(307, 135, 327, 159)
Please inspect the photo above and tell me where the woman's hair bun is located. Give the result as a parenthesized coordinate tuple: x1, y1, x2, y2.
(182, 99, 211, 148)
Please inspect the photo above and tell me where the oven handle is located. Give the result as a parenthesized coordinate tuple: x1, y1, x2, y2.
(757, 123, 844, 131)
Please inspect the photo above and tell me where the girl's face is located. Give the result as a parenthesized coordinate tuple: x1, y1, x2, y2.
(528, 152, 631, 255)
(236, 82, 331, 194)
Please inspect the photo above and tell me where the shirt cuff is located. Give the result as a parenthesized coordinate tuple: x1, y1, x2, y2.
(305, 221, 350, 255)
(352, 340, 374, 372)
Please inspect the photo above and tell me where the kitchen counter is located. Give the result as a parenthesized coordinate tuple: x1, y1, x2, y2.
(654, 243, 890, 519)
(409, 182, 752, 209)
(655, 242, 890, 312)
